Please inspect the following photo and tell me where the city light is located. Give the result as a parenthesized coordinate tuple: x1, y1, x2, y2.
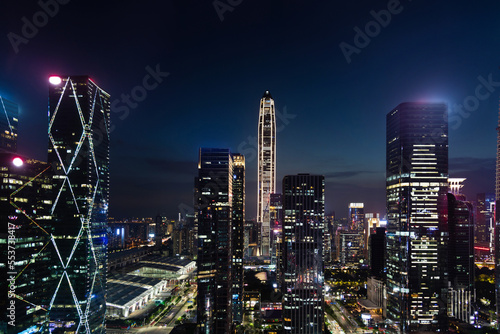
(12, 156, 23, 167)
(49, 76, 62, 85)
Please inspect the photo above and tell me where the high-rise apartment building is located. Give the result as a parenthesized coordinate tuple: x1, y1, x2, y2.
(195, 148, 245, 333)
(232, 153, 245, 323)
(0, 96, 18, 153)
(257, 91, 276, 256)
(47, 75, 110, 333)
(386, 102, 448, 332)
(282, 174, 324, 334)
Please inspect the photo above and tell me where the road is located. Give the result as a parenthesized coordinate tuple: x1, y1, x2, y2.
(328, 300, 361, 334)
(156, 285, 197, 333)
(107, 285, 197, 334)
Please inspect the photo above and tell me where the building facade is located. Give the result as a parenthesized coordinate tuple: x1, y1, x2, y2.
(270, 193, 282, 270)
(47, 75, 110, 333)
(232, 153, 245, 323)
(1, 153, 53, 333)
(282, 174, 324, 334)
(195, 148, 234, 333)
(447, 193, 475, 324)
(475, 193, 494, 253)
(257, 91, 276, 256)
(386, 102, 449, 332)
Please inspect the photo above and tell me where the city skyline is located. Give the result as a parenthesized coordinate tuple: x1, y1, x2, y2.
(1, 1, 499, 219)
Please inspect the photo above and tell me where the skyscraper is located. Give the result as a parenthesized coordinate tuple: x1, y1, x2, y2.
(195, 148, 234, 333)
(386, 102, 448, 332)
(270, 193, 282, 270)
(232, 153, 245, 323)
(47, 75, 110, 333)
(0, 96, 18, 153)
(447, 193, 475, 324)
(1, 153, 53, 333)
(282, 174, 324, 334)
(348, 202, 365, 264)
(475, 193, 494, 252)
(349, 203, 365, 233)
(257, 90, 276, 256)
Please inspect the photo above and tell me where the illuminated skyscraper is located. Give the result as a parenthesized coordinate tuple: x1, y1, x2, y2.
(257, 90, 276, 256)
(232, 153, 245, 323)
(0, 153, 53, 333)
(348, 203, 365, 263)
(196, 148, 242, 333)
(349, 203, 365, 232)
(386, 102, 448, 332)
(0, 96, 18, 153)
(47, 75, 110, 333)
(475, 193, 494, 253)
(270, 193, 283, 272)
(282, 174, 324, 334)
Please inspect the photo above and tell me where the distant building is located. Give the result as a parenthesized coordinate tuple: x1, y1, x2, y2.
(447, 193, 475, 324)
(232, 153, 245, 323)
(337, 232, 364, 266)
(172, 226, 190, 255)
(475, 193, 494, 253)
(347, 203, 365, 263)
(0, 96, 18, 153)
(349, 203, 365, 232)
(282, 174, 324, 334)
(386, 102, 448, 332)
(47, 75, 110, 333)
(369, 227, 386, 279)
(270, 193, 282, 270)
(323, 214, 335, 264)
(257, 91, 276, 257)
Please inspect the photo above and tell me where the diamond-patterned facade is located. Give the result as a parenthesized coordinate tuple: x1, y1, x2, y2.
(47, 76, 110, 333)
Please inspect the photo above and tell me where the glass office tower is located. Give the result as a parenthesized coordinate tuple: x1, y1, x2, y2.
(0, 153, 53, 333)
(47, 75, 110, 333)
(232, 153, 245, 323)
(257, 91, 276, 256)
(386, 102, 448, 332)
(282, 174, 324, 334)
(196, 148, 233, 334)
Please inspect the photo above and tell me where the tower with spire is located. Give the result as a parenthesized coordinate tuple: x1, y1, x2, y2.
(257, 90, 276, 256)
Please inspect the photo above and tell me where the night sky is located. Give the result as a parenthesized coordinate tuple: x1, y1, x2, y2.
(1, 0, 499, 219)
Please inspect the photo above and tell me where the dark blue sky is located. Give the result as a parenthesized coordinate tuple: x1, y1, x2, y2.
(1, 0, 498, 219)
